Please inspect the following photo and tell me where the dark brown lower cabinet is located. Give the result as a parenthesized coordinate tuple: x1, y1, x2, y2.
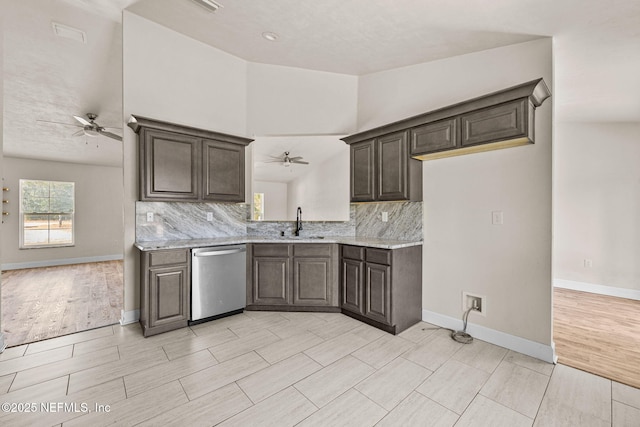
(246, 243, 339, 311)
(139, 249, 190, 337)
(340, 245, 422, 334)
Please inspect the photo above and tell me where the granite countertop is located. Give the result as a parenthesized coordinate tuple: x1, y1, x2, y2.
(134, 235, 422, 251)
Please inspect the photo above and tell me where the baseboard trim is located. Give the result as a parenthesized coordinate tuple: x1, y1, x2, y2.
(554, 278, 640, 301)
(120, 309, 140, 326)
(422, 309, 556, 364)
(1, 254, 124, 271)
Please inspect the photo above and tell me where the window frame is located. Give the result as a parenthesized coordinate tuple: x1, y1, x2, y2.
(253, 192, 265, 221)
(19, 179, 76, 249)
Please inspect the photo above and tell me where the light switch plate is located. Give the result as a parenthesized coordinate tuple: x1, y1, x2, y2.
(146, 212, 154, 222)
(207, 212, 213, 221)
(381, 212, 389, 222)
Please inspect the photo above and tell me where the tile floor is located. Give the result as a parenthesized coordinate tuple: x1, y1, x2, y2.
(0, 311, 638, 426)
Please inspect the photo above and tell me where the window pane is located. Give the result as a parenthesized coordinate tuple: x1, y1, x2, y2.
(23, 214, 51, 246)
(50, 214, 73, 244)
(20, 179, 74, 248)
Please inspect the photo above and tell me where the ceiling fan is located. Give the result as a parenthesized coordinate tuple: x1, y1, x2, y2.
(265, 151, 309, 167)
(37, 113, 122, 141)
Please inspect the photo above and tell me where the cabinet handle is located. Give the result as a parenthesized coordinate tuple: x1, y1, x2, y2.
(194, 248, 246, 257)
(2, 188, 8, 192)
(2, 212, 9, 216)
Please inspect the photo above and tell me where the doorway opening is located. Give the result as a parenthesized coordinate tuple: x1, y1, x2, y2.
(553, 287, 640, 389)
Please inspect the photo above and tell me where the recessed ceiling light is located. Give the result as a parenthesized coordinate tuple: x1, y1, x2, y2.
(52, 22, 87, 44)
(262, 32, 279, 42)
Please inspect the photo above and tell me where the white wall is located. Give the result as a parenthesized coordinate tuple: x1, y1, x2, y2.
(123, 11, 248, 313)
(247, 62, 358, 136)
(0, 157, 123, 268)
(358, 39, 554, 350)
(554, 122, 640, 292)
(288, 151, 350, 221)
(253, 180, 288, 220)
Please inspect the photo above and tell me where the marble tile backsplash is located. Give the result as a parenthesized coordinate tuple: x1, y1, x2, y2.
(355, 201, 423, 241)
(136, 202, 247, 242)
(246, 206, 356, 238)
(136, 201, 422, 242)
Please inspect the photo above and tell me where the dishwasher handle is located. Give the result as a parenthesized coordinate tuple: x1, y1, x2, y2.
(193, 248, 246, 257)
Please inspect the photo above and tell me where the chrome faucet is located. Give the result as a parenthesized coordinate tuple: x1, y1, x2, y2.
(295, 207, 303, 236)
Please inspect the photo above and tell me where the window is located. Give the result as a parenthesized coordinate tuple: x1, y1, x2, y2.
(20, 179, 75, 248)
(253, 192, 264, 221)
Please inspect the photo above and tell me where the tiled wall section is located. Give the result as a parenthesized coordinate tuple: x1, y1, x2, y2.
(355, 201, 423, 241)
(136, 201, 422, 241)
(246, 206, 356, 238)
(136, 202, 247, 241)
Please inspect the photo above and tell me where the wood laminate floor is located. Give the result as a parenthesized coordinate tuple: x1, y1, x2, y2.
(1, 261, 123, 348)
(553, 287, 640, 390)
(0, 312, 638, 426)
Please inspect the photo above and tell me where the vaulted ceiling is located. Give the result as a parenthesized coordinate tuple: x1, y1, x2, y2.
(2, 0, 639, 166)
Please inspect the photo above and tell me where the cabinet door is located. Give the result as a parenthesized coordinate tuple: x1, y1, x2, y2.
(148, 265, 189, 329)
(460, 99, 528, 147)
(410, 118, 458, 156)
(141, 129, 199, 200)
(364, 262, 391, 325)
(341, 258, 364, 314)
(202, 139, 245, 202)
(350, 140, 376, 202)
(293, 257, 332, 306)
(252, 257, 290, 305)
(377, 131, 409, 201)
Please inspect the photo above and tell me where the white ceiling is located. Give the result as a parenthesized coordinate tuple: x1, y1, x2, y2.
(127, 0, 640, 122)
(3, 0, 127, 167)
(2, 0, 639, 166)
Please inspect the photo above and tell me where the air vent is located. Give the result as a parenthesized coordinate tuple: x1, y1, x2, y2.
(51, 22, 87, 44)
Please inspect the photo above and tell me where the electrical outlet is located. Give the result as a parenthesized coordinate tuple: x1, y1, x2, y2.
(584, 259, 593, 268)
(207, 212, 213, 221)
(462, 292, 486, 316)
(146, 212, 154, 222)
(381, 212, 388, 222)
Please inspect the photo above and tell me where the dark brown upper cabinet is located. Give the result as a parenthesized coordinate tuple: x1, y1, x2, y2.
(344, 78, 551, 163)
(129, 116, 252, 202)
(348, 131, 422, 203)
(350, 139, 376, 202)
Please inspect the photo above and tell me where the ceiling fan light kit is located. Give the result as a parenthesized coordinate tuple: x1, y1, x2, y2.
(37, 113, 122, 141)
(266, 151, 310, 167)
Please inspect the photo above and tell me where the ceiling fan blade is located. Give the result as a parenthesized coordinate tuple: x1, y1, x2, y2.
(288, 156, 304, 161)
(36, 119, 81, 128)
(72, 129, 85, 136)
(73, 115, 92, 126)
(98, 130, 123, 141)
(292, 160, 309, 165)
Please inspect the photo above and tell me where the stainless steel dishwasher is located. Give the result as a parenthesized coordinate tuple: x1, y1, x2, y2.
(191, 245, 246, 323)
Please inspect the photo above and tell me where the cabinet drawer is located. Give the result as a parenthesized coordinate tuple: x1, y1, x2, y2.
(253, 243, 291, 257)
(342, 245, 365, 261)
(366, 248, 391, 265)
(294, 244, 332, 257)
(410, 118, 458, 155)
(149, 249, 188, 266)
(460, 99, 527, 147)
